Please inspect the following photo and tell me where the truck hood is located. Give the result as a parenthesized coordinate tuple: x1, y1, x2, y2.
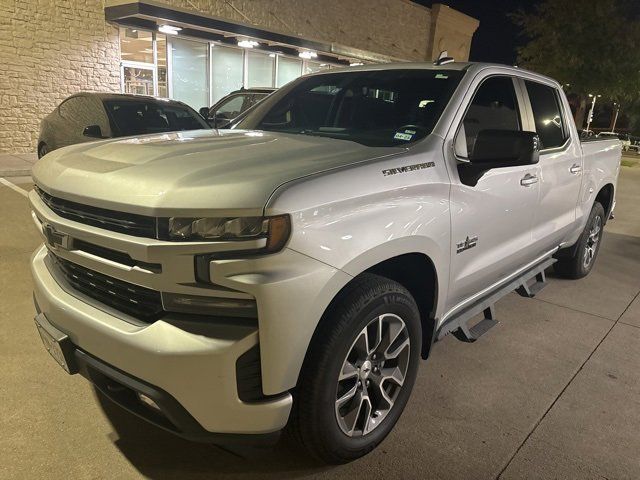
(33, 129, 405, 216)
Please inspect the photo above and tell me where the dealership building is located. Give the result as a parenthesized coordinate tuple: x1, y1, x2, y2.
(0, 0, 478, 154)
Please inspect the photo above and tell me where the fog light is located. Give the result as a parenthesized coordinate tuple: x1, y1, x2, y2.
(162, 292, 258, 318)
(137, 393, 161, 412)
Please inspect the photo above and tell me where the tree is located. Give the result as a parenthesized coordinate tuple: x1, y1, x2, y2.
(511, 0, 640, 130)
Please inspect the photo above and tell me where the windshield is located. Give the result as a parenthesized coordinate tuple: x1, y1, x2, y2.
(105, 100, 210, 137)
(237, 69, 464, 147)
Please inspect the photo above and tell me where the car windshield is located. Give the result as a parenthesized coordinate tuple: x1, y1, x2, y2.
(236, 69, 464, 147)
(104, 100, 210, 137)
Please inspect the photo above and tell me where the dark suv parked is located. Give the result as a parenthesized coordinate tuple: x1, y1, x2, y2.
(38, 93, 210, 158)
(199, 88, 276, 128)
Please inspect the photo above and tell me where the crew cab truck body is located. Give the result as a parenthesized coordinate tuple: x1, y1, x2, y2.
(30, 62, 620, 463)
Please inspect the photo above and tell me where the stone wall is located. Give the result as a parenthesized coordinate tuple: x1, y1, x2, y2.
(0, 0, 121, 154)
(165, 0, 432, 62)
(0, 0, 478, 154)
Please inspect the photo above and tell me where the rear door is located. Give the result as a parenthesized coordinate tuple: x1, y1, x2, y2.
(521, 80, 582, 252)
(446, 75, 541, 309)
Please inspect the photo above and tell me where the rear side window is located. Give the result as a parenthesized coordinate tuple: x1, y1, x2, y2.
(525, 81, 567, 149)
(455, 76, 521, 158)
(104, 100, 209, 137)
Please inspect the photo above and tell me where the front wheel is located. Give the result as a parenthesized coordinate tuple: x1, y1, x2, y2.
(554, 202, 605, 279)
(288, 273, 422, 464)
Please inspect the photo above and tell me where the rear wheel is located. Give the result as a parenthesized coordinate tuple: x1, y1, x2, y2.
(288, 273, 421, 464)
(554, 202, 605, 279)
(38, 143, 49, 159)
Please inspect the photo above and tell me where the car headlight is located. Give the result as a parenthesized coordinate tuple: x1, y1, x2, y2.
(165, 214, 291, 251)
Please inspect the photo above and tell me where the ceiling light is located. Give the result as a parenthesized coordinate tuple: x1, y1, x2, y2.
(268, 53, 276, 58)
(238, 39, 259, 48)
(349, 62, 364, 66)
(159, 25, 182, 35)
(299, 51, 317, 59)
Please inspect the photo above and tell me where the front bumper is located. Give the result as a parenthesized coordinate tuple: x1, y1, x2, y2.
(31, 245, 292, 434)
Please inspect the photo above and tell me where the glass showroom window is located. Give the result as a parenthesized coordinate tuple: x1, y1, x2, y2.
(120, 28, 156, 96)
(276, 56, 302, 87)
(247, 50, 275, 88)
(157, 34, 168, 98)
(171, 37, 209, 110)
(211, 44, 244, 104)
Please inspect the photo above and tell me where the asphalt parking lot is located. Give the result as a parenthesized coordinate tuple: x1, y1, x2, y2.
(1, 167, 639, 480)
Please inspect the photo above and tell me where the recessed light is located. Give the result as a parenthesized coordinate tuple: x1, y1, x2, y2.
(158, 25, 182, 35)
(299, 51, 317, 59)
(238, 39, 259, 48)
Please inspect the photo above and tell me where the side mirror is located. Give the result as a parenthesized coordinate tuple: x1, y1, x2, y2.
(198, 107, 210, 119)
(458, 130, 540, 186)
(82, 125, 105, 139)
(470, 130, 540, 165)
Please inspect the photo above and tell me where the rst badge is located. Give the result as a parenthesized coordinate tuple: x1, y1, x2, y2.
(456, 235, 478, 254)
(43, 223, 70, 250)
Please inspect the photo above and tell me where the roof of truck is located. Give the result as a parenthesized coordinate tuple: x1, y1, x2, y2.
(320, 61, 558, 86)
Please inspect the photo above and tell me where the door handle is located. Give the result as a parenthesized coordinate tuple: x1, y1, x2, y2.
(520, 173, 538, 187)
(569, 164, 582, 174)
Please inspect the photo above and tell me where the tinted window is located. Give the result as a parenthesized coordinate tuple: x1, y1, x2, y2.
(104, 100, 209, 137)
(214, 95, 246, 119)
(456, 76, 521, 158)
(525, 81, 567, 149)
(238, 69, 464, 147)
(58, 97, 85, 120)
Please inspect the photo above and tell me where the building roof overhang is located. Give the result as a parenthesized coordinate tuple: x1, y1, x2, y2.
(105, 0, 406, 65)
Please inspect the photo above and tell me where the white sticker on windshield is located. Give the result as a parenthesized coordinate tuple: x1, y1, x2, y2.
(394, 132, 413, 141)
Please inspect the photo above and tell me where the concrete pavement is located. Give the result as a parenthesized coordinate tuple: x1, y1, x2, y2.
(1, 168, 639, 479)
(0, 153, 37, 177)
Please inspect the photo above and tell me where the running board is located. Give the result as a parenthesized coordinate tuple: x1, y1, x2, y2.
(516, 269, 547, 298)
(437, 257, 556, 343)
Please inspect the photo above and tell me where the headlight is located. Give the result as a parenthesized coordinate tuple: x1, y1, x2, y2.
(168, 216, 266, 240)
(165, 214, 291, 252)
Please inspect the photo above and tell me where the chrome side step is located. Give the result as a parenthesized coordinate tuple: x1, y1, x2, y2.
(437, 257, 556, 343)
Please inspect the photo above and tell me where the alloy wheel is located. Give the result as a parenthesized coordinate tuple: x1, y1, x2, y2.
(583, 214, 602, 269)
(335, 313, 410, 437)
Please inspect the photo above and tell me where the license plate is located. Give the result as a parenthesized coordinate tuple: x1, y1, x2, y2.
(34, 313, 77, 374)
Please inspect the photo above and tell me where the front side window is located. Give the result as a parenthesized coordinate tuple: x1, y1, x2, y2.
(238, 69, 464, 147)
(525, 81, 567, 149)
(104, 100, 209, 137)
(455, 76, 521, 158)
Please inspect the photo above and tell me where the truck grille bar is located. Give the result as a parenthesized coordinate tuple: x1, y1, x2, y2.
(37, 187, 157, 238)
(51, 254, 164, 322)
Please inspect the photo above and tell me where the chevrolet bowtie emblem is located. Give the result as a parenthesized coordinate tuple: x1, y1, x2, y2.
(43, 223, 71, 250)
(456, 235, 478, 254)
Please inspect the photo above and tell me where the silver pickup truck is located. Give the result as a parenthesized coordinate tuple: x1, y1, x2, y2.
(30, 62, 620, 464)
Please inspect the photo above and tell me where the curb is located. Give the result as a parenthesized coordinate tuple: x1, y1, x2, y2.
(0, 169, 32, 178)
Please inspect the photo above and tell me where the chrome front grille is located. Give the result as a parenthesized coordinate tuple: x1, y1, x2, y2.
(51, 254, 164, 322)
(37, 187, 157, 238)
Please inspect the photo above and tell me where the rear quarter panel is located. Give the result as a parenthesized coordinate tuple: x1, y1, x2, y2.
(576, 139, 621, 235)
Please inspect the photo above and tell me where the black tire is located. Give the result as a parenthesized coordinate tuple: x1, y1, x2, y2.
(38, 143, 49, 159)
(287, 273, 422, 464)
(554, 202, 605, 279)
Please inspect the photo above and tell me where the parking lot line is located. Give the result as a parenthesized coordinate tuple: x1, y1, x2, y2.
(0, 177, 29, 198)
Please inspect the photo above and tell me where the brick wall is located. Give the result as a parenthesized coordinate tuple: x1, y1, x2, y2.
(0, 0, 121, 154)
(0, 0, 477, 154)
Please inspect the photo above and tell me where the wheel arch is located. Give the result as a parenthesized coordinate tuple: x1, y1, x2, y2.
(595, 183, 615, 222)
(313, 252, 440, 364)
(365, 253, 439, 359)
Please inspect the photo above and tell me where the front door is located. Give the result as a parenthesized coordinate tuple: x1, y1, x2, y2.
(446, 76, 541, 311)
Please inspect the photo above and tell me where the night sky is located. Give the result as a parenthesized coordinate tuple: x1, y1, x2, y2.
(413, 0, 540, 65)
